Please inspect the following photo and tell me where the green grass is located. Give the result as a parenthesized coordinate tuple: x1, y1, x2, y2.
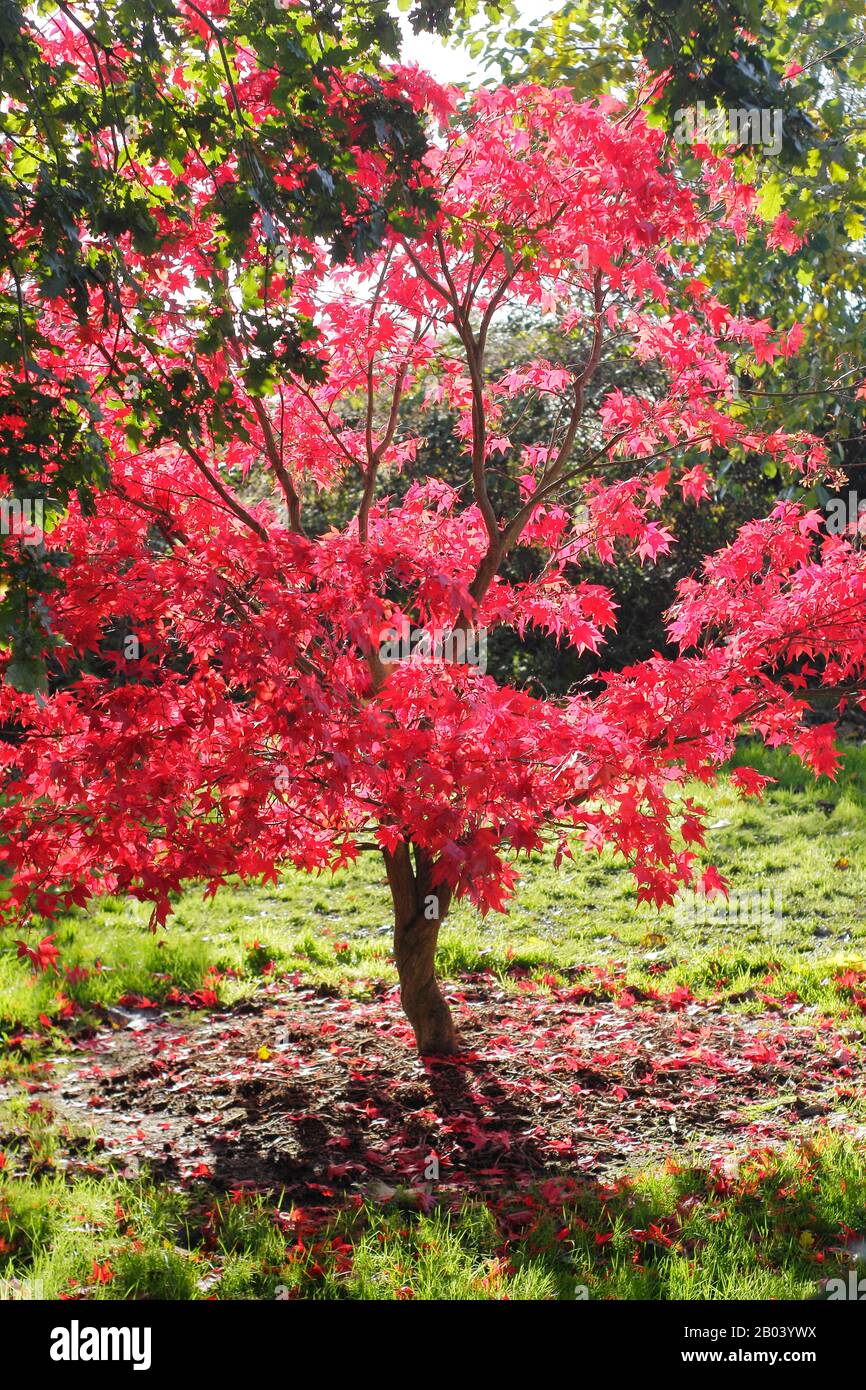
(2, 738, 866, 1300)
(2, 1125, 864, 1300)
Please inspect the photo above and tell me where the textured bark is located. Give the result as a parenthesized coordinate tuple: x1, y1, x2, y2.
(384, 843, 459, 1055)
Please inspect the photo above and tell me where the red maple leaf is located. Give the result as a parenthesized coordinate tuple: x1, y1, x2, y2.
(14, 933, 60, 975)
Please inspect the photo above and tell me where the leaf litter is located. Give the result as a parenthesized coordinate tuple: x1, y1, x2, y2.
(24, 974, 864, 1205)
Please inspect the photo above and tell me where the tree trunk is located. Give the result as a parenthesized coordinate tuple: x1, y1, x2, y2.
(384, 842, 460, 1056)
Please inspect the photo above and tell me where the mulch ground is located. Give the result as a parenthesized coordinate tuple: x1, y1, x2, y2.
(32, 974, 865, 1202)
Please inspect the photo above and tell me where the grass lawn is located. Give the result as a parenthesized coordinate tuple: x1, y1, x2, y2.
(1, 739, 866, 1300)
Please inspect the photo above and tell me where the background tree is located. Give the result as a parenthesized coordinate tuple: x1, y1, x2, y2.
(451, 0, 866, 680)
(470, 2, 866, 474)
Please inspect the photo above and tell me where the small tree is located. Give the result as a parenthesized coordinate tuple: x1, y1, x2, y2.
(3, 71, 865, 1053)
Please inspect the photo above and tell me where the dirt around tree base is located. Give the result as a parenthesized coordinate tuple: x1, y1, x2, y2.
(37, 975, 866, 1200)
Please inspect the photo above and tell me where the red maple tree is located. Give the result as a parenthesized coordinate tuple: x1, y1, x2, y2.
(3, 61, 865, 1053)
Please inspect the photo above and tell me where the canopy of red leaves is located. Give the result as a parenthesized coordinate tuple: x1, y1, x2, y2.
(2, 60, 864, 938)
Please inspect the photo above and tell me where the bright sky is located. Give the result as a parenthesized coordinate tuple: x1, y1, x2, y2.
(395, 0, 561, 85)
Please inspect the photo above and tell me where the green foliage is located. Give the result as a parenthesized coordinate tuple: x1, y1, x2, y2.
(463, 2, 866, 435)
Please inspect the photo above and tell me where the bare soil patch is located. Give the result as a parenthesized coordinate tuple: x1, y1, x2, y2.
(42, 976, 865, 1200)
